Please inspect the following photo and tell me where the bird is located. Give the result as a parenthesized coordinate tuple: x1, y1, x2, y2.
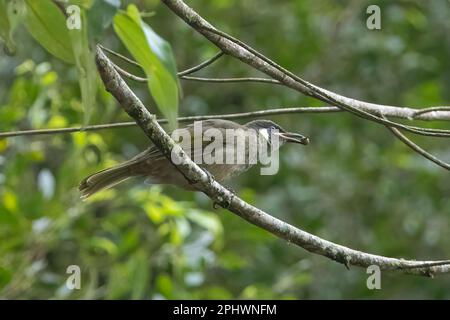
(79, 119, 309, 199)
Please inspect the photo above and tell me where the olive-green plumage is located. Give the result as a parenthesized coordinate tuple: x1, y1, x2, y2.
(79, 119, 308, 199)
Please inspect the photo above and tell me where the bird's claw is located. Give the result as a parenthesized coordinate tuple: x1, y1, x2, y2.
(187, 169, 215, 185)
(193, 169, 235, 210)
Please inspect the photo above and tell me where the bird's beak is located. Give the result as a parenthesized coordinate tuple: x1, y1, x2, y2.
(277, 132, 310, 145)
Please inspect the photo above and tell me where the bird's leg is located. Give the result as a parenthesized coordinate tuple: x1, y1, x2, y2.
(190, 168, 235, 210)
(197, 169, 225, 209)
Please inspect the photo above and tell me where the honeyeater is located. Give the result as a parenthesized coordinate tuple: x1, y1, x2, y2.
(79, 119, 309, 198)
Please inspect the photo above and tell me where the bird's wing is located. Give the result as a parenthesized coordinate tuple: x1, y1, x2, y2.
(184, 119, 243, 131)
(126, 120, 245, 166)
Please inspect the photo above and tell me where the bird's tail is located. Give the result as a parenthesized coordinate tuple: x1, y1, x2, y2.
(79, 162, 137, 199)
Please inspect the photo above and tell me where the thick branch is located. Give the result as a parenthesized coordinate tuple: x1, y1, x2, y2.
(95, 45, 450, 276)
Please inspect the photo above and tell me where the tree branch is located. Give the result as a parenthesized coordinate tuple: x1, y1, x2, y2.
(3, 107, 448, 173)
(0, 106, 340, 138)
(113, 63, 282, 85)
(178, 51, 224, 76)
(160, 0, 450, 140)
(180, 75, 281, 84)
(106, 45, 450, 126)
(95, 45, 450, 276)
(386, 124, 450, 171)
(100, 44, 226, 79)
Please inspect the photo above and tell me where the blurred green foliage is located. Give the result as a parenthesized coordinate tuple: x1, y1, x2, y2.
(1, 0, 450, 299)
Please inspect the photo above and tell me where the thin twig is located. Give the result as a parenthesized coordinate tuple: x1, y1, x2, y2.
(0, 106, 340, 138)
(52, 0, 68, 17)
(178, 51, 224, 76)
(113, 63, 282, 85)
(98, 44, 142, 68)
(100, 45, 225, 78)
(413, 106, 450, 117)
(386, 123, 450, 171)
(114, 64, 147, 82)
(180, 75, 281, 84)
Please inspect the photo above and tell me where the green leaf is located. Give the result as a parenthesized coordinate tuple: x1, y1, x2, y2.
(155, 273, 173, 298)
(0, 0, 25, 55)
(113, 4, 179, 130)
(0, 266, 12, 287)
(7, 0, 26, 29)
(70, 0, 95, 9)
(187, 210, 223, 236)
(69, 8, 97, 125)
(128, 252, 150, 299)
(24, 0, 74, 64)
(2, 190, 18, 213)
(88, 237, 118, 255)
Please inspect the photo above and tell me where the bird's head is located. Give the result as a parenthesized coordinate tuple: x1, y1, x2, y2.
(244, 120, 309, 146)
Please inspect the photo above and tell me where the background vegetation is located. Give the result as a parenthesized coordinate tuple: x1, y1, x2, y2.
(0, 0, 449, 299)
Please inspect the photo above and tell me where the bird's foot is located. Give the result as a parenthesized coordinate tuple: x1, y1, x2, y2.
(188, 168, 215, 186)
(191, 169, 235, 210)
